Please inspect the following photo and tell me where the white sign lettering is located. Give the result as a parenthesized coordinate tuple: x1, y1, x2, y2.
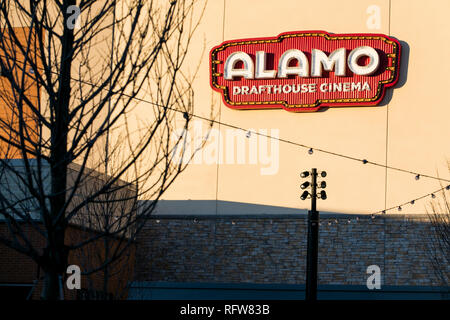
(224, 46, 380, 80)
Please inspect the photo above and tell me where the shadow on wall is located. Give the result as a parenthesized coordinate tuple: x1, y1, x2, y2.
(379, 40, 410, 106)
(148, 199, 343, 217)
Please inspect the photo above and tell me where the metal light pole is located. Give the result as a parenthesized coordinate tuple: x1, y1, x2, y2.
(300, 168, 327, 301)
(306, 168, 318, 301)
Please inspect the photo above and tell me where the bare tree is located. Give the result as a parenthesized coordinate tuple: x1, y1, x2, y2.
(426, 163, 450, 290)
(65, 164, 138, 300)
(0, 0, 209, 299)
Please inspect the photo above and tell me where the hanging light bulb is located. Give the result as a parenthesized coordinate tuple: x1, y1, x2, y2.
(446, 185, 450, 190)
(415, 174, 420, 180)
(308, 148, 313, 155)
(410, 200, 415, 205)
(347, 219, 351, 224)
(371, 214, 375, 219)
(431, 194, 436, 199)
(398, 206, 402, 211)
(362, 159, 368, 164)
(382, 210, 386, 215)
(246, 131, 251, 138)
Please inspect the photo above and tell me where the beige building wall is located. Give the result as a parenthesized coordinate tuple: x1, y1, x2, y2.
(3, 1, 449, 216)
(158, 0, 450, 215)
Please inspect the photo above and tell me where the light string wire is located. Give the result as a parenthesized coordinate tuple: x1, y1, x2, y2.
(1, 56, 449, 223)
(2, 54, 448, 183)
(372, 184, 449, 216)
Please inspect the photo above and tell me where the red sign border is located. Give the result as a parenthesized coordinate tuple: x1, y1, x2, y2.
(210, 30, 402, 112)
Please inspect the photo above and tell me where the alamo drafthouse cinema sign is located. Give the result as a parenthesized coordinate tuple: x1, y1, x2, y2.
(210, 31, 401, 112)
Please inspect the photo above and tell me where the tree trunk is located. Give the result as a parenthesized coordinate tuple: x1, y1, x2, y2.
(41, 0, 76, 300)
(40, 238, 68, 300)
(41, 270, 61, 300)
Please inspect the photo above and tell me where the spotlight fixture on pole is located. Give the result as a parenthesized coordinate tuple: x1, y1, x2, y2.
(300, 181, 310, 189)
(300, 190, 309, 200)
(300, 168, 327, 301)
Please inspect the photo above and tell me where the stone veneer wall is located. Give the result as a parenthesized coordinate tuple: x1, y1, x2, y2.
(134, 214, 447, 287)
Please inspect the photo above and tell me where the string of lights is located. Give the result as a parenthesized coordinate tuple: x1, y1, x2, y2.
(151, 184, 449, 226)
(169, 183, 449, 226)
(317, 184, 450, 225)
(133, 94, 450, 224)
(372, 184, 450, 216)
(4, 54, 448, 183)
(4, 56, 450, 222)
(131, 94, 450, 183)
